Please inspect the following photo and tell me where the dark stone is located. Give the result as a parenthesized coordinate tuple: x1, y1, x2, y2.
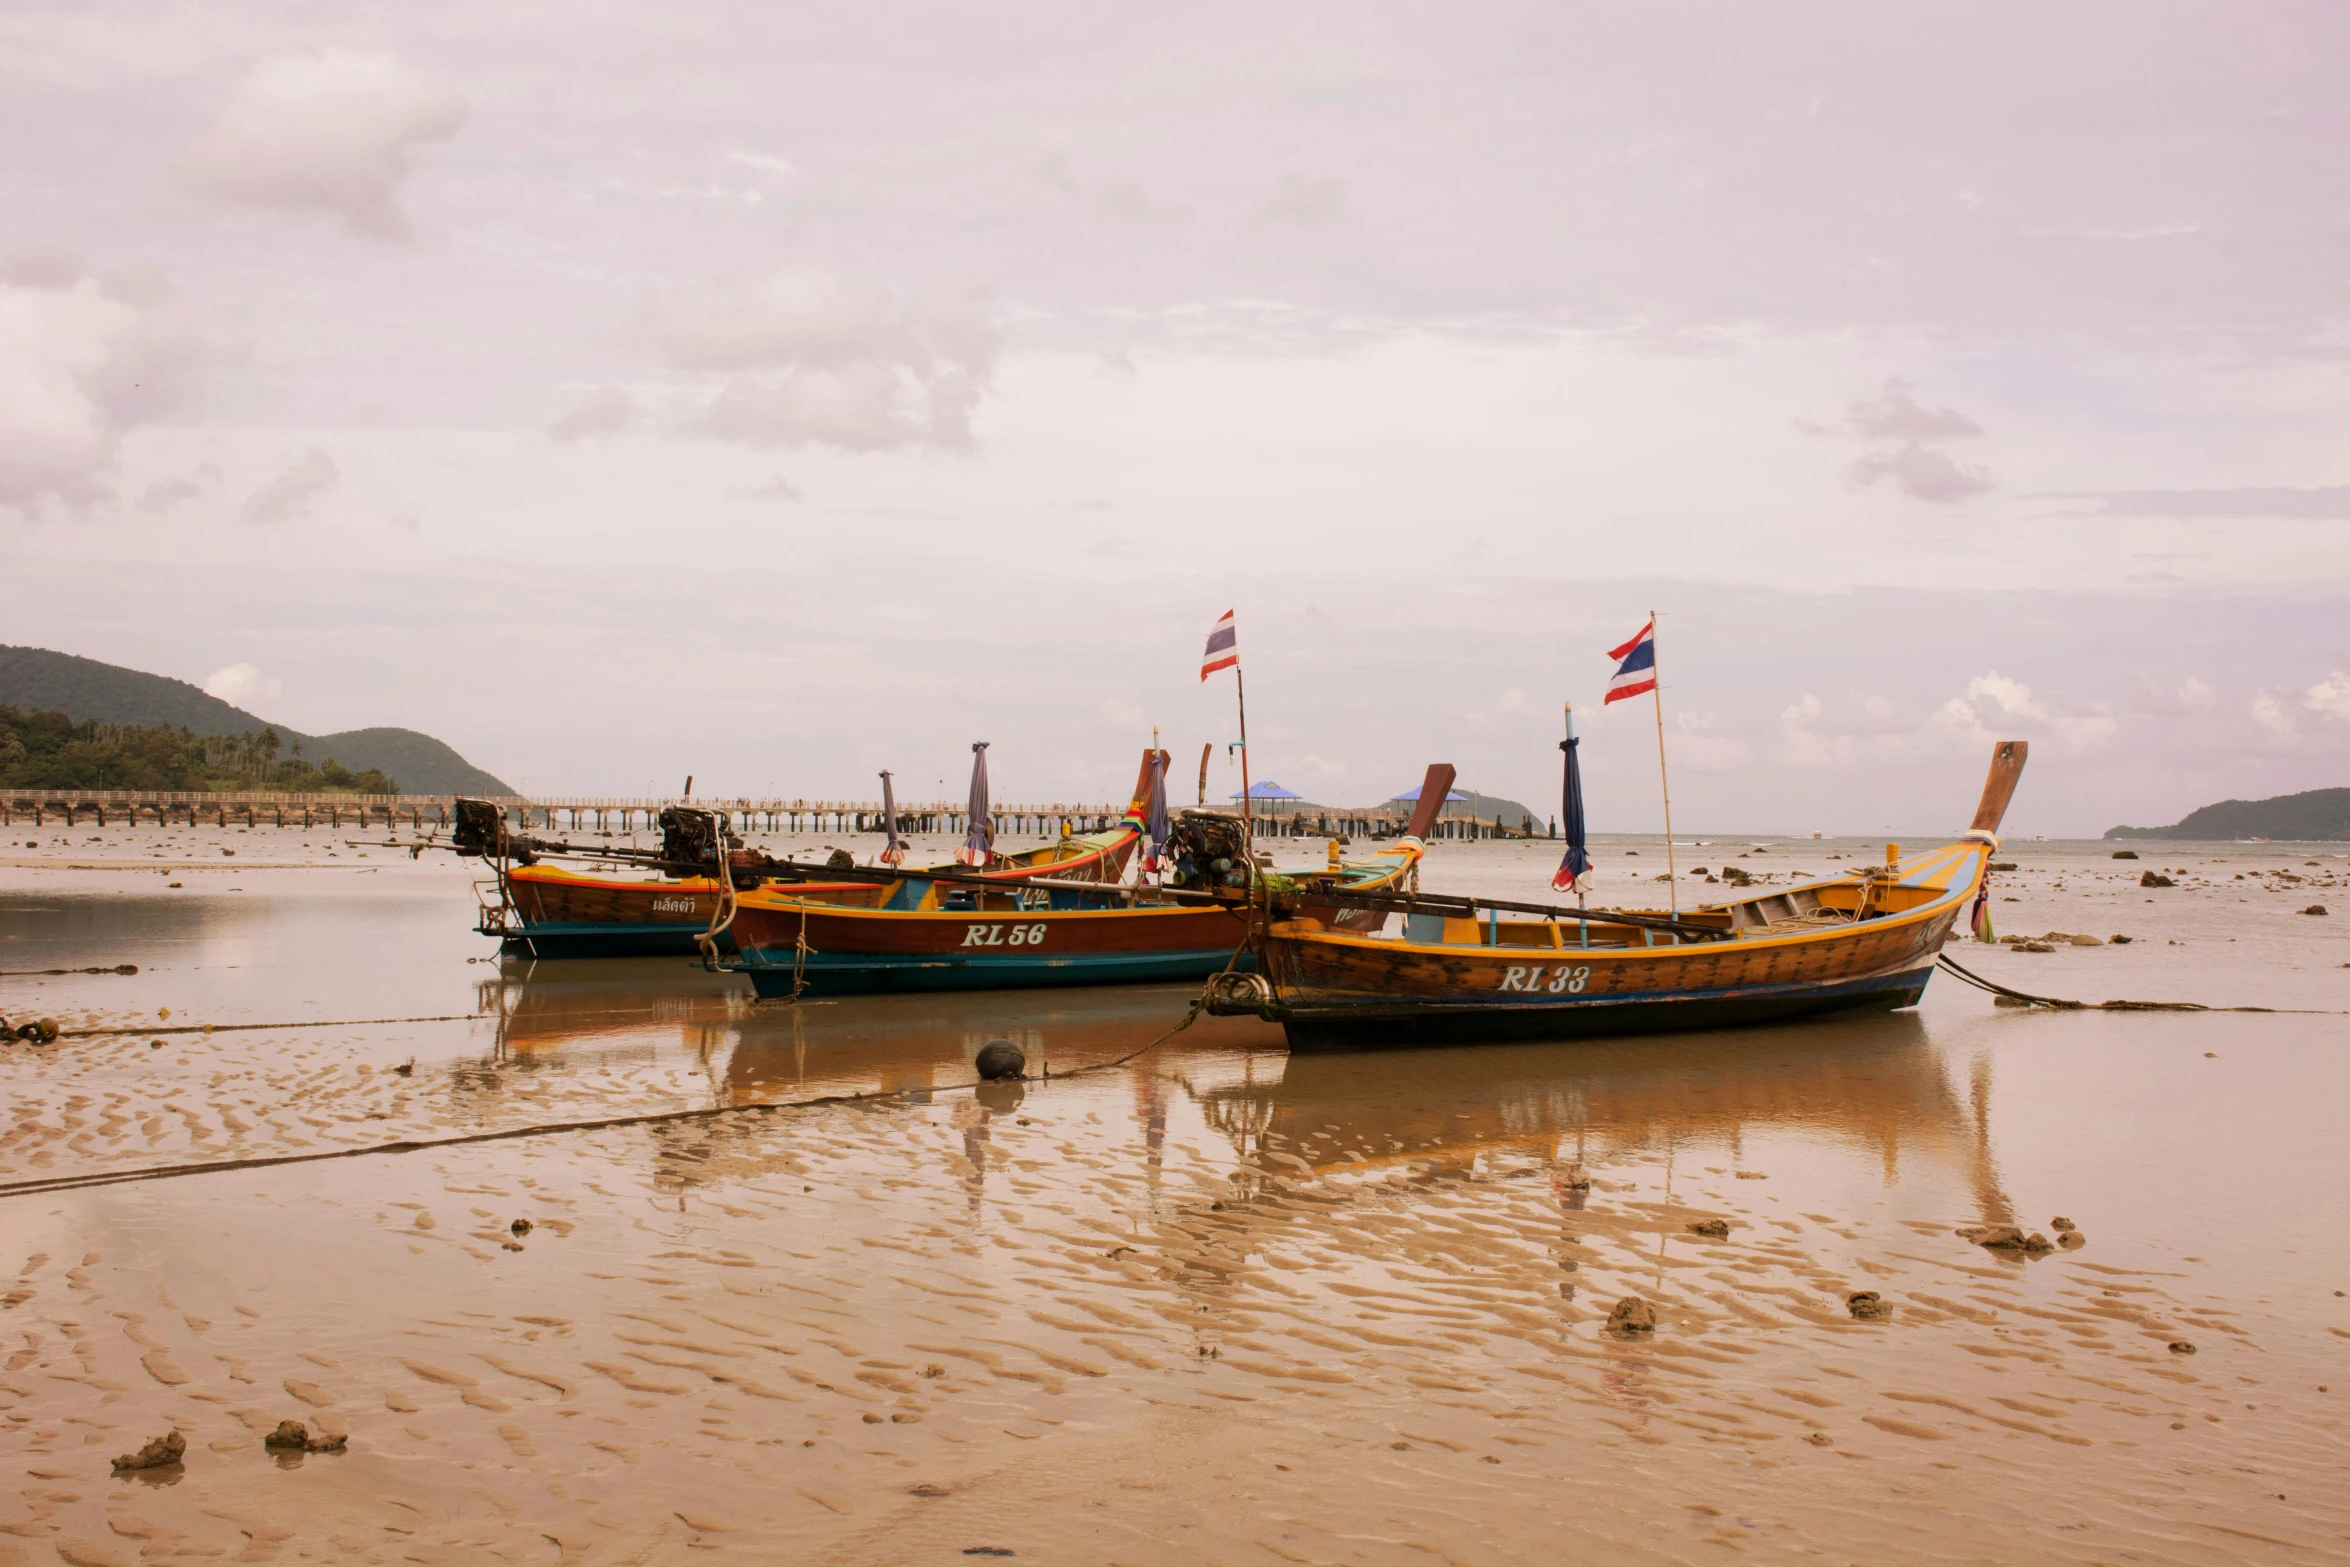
(974, 1039, 1026, 1080)
(2140, 871, 2174, 888)
(826, 849, 855, 870)
(2301, 905, 2328, 916)
(2111, 850, 2139, 859)
(1958, 1224, 2053, 1253)
(1606, 1296, 1657, 1335)
(510, 1218, 532, 1236)
(2169, 1340, 2196, 1355)
(1847, 1291, 1892, 1320)
(112, 1431, 186, 1471)
(1688, 1218, 1731, 1239)
(2050, 1216, 2076, 1232)
(264, 1420, 310, 1450)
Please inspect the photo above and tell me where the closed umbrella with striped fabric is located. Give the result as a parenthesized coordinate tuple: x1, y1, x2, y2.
(959, 743, 994, 866)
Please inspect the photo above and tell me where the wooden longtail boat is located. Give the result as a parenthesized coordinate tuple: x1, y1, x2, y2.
(1207, 742, 2027, 1052)
(725, 765, 1461, 999)
(486, 753, 1165, 959)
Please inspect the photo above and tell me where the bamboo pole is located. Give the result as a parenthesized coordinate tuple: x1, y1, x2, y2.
(1649, 609, 1678, 923)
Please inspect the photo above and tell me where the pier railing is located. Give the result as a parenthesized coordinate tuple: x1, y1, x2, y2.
(2, 789, 1550, 841)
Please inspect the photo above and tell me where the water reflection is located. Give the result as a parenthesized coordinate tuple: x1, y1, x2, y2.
(470, 965, 2014, 1240)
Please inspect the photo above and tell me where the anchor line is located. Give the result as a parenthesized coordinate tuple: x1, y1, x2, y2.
(0, 994, 1223, 1202)
(1934, 953, 2342, 1015)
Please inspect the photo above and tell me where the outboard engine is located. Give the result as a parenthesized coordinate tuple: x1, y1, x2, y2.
(1166, 810, 1251, 891)
(658, 806, 732, 876)
(451, 798, 535, 865)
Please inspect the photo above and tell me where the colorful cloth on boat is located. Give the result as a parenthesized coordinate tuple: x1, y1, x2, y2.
(1200, 609, 1238, 680)
(1604, 619, 1656, 704)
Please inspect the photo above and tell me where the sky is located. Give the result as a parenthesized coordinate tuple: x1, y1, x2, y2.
(2, 1, 2346, 836)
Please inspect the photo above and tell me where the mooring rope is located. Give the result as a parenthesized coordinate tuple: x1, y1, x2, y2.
(1935, 953, 2343, 1015)
(0, 998, 1216, 1202)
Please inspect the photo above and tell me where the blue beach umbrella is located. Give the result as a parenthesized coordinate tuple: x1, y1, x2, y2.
(1553, 719, 1592, 893)
(960, 742, 993, 866)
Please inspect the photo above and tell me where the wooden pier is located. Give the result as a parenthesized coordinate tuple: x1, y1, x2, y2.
(0, 789, 1549, 842)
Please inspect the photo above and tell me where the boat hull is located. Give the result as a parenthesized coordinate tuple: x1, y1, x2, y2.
(730, 899, 1252, 998)
(1249, 851, 1976, 1051)
(1276, 964, 1934, 1050)
(496, 867, 876, 960)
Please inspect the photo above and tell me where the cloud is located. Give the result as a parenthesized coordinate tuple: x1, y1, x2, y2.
(1035, 158, 1179, 222)
(548, 386, 636, 442)
(1254, 175, 1347, 229)
(0, 256, 210, 511)
(1100, 698, 1145, 729)
(728, 474, 803, 503)
(2251, 690, 2295, 738)
(2066, 485, 2350, 519)
(1841, 380, 1985, 442)
(1843, 443, 1994, 503)
(243, 448, 339, 525)
(1808, 379, 1992, 503)
(652, 267, 996, 452)
(726, 151, 797, 179)
(1936, 670, 2116, 753)
(180, 49, 466, 239)
(1938, 671, 2048, 727)
(203, 662, 281, 708)
(137, 475, 211, 513)
(2306, 670, 2350, 723)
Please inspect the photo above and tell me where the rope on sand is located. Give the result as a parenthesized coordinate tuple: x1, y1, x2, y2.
(0, 1000, 1215, 1203)
(1935, 953, 2343, 1015)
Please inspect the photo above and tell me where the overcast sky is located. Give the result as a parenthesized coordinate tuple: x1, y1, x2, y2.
(3, 2, 2345, 835)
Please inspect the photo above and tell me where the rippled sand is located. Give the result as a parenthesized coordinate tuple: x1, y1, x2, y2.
(1, 829, 2345, 1563)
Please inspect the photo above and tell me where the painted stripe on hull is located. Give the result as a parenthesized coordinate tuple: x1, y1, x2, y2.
(740, 947, 1243, 999)
(495, 923, 735, 960)
(1275, 966, 1935, 1051)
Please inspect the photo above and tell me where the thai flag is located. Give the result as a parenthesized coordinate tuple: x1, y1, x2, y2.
(1603, 619, 1656, 704)
(1200, 610, 1238, 681)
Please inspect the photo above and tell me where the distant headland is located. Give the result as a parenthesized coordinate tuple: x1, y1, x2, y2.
(0, 646, 510, 796)
(2106, 786, 2350, 842)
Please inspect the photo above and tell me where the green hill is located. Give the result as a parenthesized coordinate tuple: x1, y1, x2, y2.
(2106, 787, 2350, 842)
(0, 645, 512, 795)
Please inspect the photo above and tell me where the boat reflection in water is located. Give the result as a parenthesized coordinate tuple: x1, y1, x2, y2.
(475, 966, 2010, 1238)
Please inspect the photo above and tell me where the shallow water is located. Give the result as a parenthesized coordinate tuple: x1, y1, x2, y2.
(1, 828, 2345, 1563)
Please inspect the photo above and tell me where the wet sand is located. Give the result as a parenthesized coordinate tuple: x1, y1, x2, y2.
(1, 826, 2346, 1563)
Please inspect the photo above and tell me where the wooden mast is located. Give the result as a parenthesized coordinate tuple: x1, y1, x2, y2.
(1649, 609, 1678, 921)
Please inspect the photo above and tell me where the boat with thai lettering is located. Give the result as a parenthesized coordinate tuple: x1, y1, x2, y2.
(724, 765, 1461, 998)
(1205, 742, 2027, 1051)
(469, 751, 1166, 960)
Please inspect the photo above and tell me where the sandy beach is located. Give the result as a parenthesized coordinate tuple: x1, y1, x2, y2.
(2, 828, 2346, 1563)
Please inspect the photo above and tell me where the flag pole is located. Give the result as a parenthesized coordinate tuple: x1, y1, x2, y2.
(1568, 702, 1588, 947)
(1648, 608, 1678, 922)
(1236, 665, 1255, 876)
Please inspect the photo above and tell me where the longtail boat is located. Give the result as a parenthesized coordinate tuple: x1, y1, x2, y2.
(725, 765, 1460, 999)
(468, 751, 1165, 960)
(1205, 742, 2027, 1051)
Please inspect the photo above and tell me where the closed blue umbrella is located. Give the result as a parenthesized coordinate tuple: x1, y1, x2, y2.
(1553, 707, 1592, 892)
(959, 742, 993, 866)
(879, 770, 904, 866)
(1143, 749, 1170, 873)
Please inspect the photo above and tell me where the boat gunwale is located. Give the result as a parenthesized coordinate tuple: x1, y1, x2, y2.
(1264, 842, 1983, 965)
